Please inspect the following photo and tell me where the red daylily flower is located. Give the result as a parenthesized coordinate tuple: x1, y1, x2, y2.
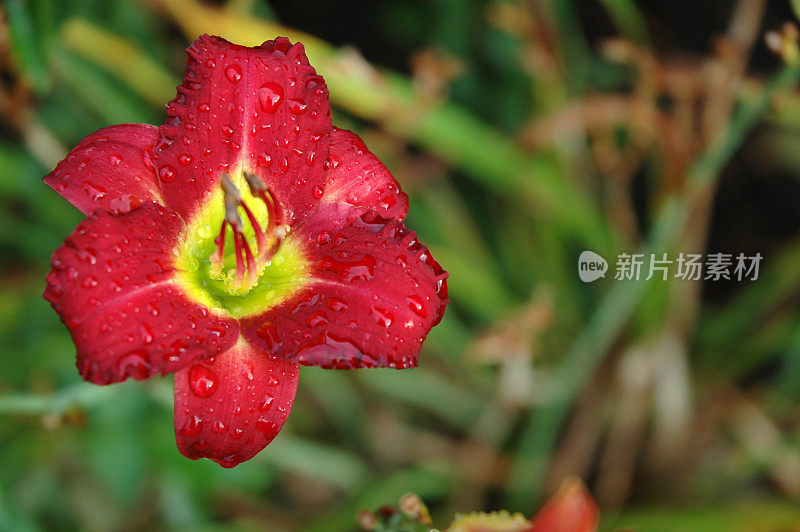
(359, 478, 599, 531)
(444, 479, 598, 532)
(43, 35, 448, 467)
(447, 478, 599, 532)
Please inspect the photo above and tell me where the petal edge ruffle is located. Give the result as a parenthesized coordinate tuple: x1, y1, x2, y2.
(154, 35, 331, 226)
(323, 127, 409, 221)
(44, 124, 163, 215)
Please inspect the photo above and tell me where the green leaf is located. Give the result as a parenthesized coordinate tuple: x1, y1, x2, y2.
(5, 0, 52, 95)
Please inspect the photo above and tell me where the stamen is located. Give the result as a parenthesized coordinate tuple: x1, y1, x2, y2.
(212, 172, 290, 291)
(244, 171, 289, 264)
(241, 234, 258, 285)
(260, 191, 286, 252)
(221, 175, 243, 230)
(232, 230, 246, 283)
(244, 171, 267, 195)
(262, 189, 289, 259)
(239, 201, 267, 260)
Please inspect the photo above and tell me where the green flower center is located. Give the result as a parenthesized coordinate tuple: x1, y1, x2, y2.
(174, 170, 309, 318)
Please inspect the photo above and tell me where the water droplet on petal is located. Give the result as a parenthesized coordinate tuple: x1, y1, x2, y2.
(380, 194, 397, 210)
(257, 82, 284, 113)
(256, 417, 277, 434)
(118, 351, 150, 380)
(307, 311, 329, 327)
(317, 255, 376, 282)
(287, 98, 307, 114)
(178, 154, 193, 166)
(326, 297, 348, 312)
(242, 361, 255, 381)
(76, 248, 97, 264)
(258, 394, 274, 412)
(257, 153, 272, 167)
(196, 224, 213, 238)
(147, 301, 160, 316)
(296, 332, 364, 368)
(188, 365, 218, 397)
(159, 165, 176, 183)
(257, 322, 280, 350)
(140, 324, 153, 345)
(108, 154, 122, 166)
(371, 306, 394, 327)
(406, 295, 428, 318)
(225, 64, 242, 83)
(317, 231, 331, 245)
(178, 415, 203, 436)
(81, 181, 107, 201)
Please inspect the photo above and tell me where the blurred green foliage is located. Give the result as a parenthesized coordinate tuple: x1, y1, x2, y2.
(2, 0, 800, 530)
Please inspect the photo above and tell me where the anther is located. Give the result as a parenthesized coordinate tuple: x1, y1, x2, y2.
(238, 201, 268, 261)
(221, 175, 243, 230)
(232, 229, 246, 282)
(244, 171, 267, 194)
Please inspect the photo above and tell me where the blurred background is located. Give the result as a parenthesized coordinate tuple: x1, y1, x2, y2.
(2, 0, 800, 530)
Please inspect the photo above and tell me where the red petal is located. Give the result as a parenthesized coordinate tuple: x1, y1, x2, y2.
(323, 128, 409, 221)
(528, 478, 599, 532)
(173, 340, 299, 468)
(241, 202, 448, 369)
(44, 202, 238, 384)
(154, 35, 331, 225)
(44, 124, 163, 215)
